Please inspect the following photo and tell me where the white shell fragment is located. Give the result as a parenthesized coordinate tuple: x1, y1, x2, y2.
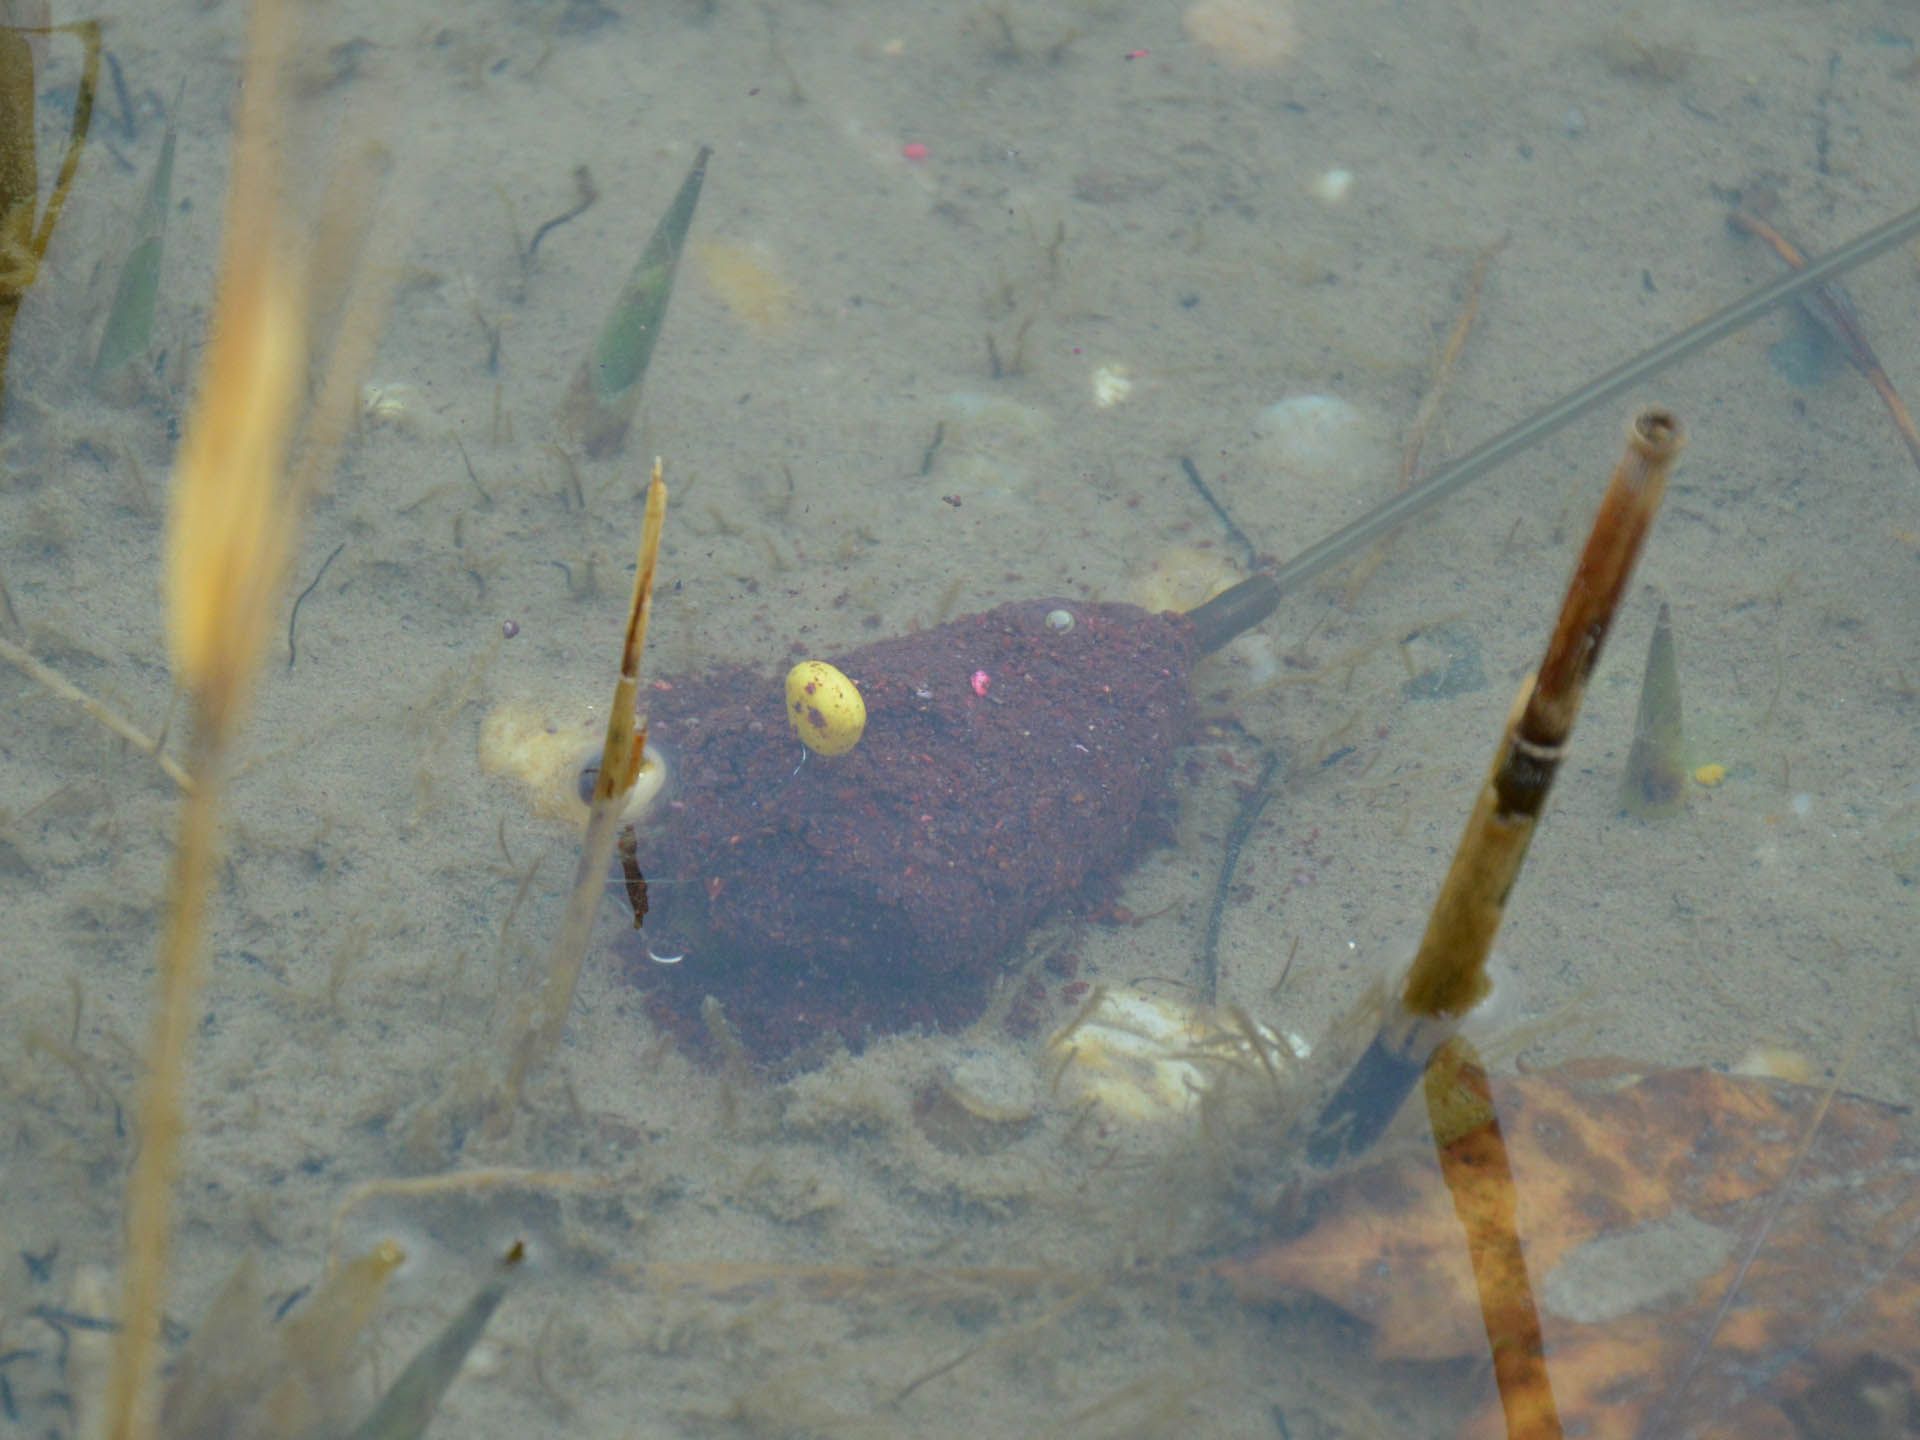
(1047, 987, 1308, 1126)
(1091, 363, 1134, 410)
(1252, 393, 1388, 488)
(1309, 167, 1354, 205)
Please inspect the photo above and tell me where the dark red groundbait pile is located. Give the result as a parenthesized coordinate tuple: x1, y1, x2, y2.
(620, 596, 1198, 1058)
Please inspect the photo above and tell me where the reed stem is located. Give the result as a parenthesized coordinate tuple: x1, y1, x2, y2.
(497, 466, 669, 1121)
(102, 722, 223, 1440)
(101, 0, 387, 1428)
(1307, 409, 1684, 1166)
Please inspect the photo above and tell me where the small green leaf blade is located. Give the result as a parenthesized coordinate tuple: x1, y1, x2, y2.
(562, 144, 711, 457)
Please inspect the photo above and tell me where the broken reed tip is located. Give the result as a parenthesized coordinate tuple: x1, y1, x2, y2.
(1619, 600, 1687, 820)
(1630, 405, 1685, 458)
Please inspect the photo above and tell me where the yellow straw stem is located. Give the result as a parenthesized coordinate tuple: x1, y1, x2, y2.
(104, 2, 336, 1434)
(160, 240, 303, 730)
(101, 730, 222, 1440)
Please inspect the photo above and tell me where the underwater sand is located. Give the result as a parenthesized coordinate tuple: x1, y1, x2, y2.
(0, 0, 1916, 1434)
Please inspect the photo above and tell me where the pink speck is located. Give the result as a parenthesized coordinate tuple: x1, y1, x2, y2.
(970, 669, 991, 697)
(1124, 48, 1150, 60)
(901, 141, 930, 163)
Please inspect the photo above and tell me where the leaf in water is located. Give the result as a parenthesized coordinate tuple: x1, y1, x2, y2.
(1219, 1062, 1919, 1438)
(561, 146, 709, 457)
(93, 84, 180, 384)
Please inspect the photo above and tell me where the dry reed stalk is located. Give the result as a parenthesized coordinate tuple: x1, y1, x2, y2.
(624, 1259, 1074, 1304)
(0, 18, 99, 397)
(103, 2, 389, 1433)
(1308, 408, 1684, 1167)
(1402, 409, 1682, 1020)
(495, 464, 669, 1125)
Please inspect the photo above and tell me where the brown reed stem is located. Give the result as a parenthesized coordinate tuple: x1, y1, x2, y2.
(1425, 1038, 1564, 1440)
(1308, 408, 1684, 1166)
(1397, 406, 1684, 1024)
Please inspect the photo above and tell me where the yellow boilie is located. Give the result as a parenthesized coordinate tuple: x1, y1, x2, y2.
(786, 660, 866, 757)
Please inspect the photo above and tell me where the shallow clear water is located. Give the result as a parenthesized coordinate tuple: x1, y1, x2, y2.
(2, 1, 1916, 1435)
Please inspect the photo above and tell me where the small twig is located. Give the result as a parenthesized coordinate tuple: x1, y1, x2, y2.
(1200, 747, 1281, 1002)
(1178, 455, 1260, 570)
(889, 1283, 1096, 1409)
(550, 442, 586, 510)
(0, 635, 191, 792)
(918, 420, 945, 477)
(452, 434, 492, 505)
(286, 540, 345, 670)
(1730, 208, 1920, 478)
(104, 50, 136, 142)
(1402, 236, 1506, 486)
(1642, 1056, 1847, 1436)
(526, 164, 597, 263)
(1347, 236, 1504, 604)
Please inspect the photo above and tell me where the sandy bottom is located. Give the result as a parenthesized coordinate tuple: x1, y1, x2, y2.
(2, 0, 1917, 1434)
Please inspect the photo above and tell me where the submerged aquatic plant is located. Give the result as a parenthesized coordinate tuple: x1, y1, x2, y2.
(92, 82, 181, 387)
(146, 1239, 525, 1440)
(560, 145, 709, 457)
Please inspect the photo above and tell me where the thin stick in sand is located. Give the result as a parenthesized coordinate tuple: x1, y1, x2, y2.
(0, 634, 192, 791)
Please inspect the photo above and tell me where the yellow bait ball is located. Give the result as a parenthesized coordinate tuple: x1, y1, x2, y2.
(1692, 762, 1728, 787)
(786, 660, 866, 756)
